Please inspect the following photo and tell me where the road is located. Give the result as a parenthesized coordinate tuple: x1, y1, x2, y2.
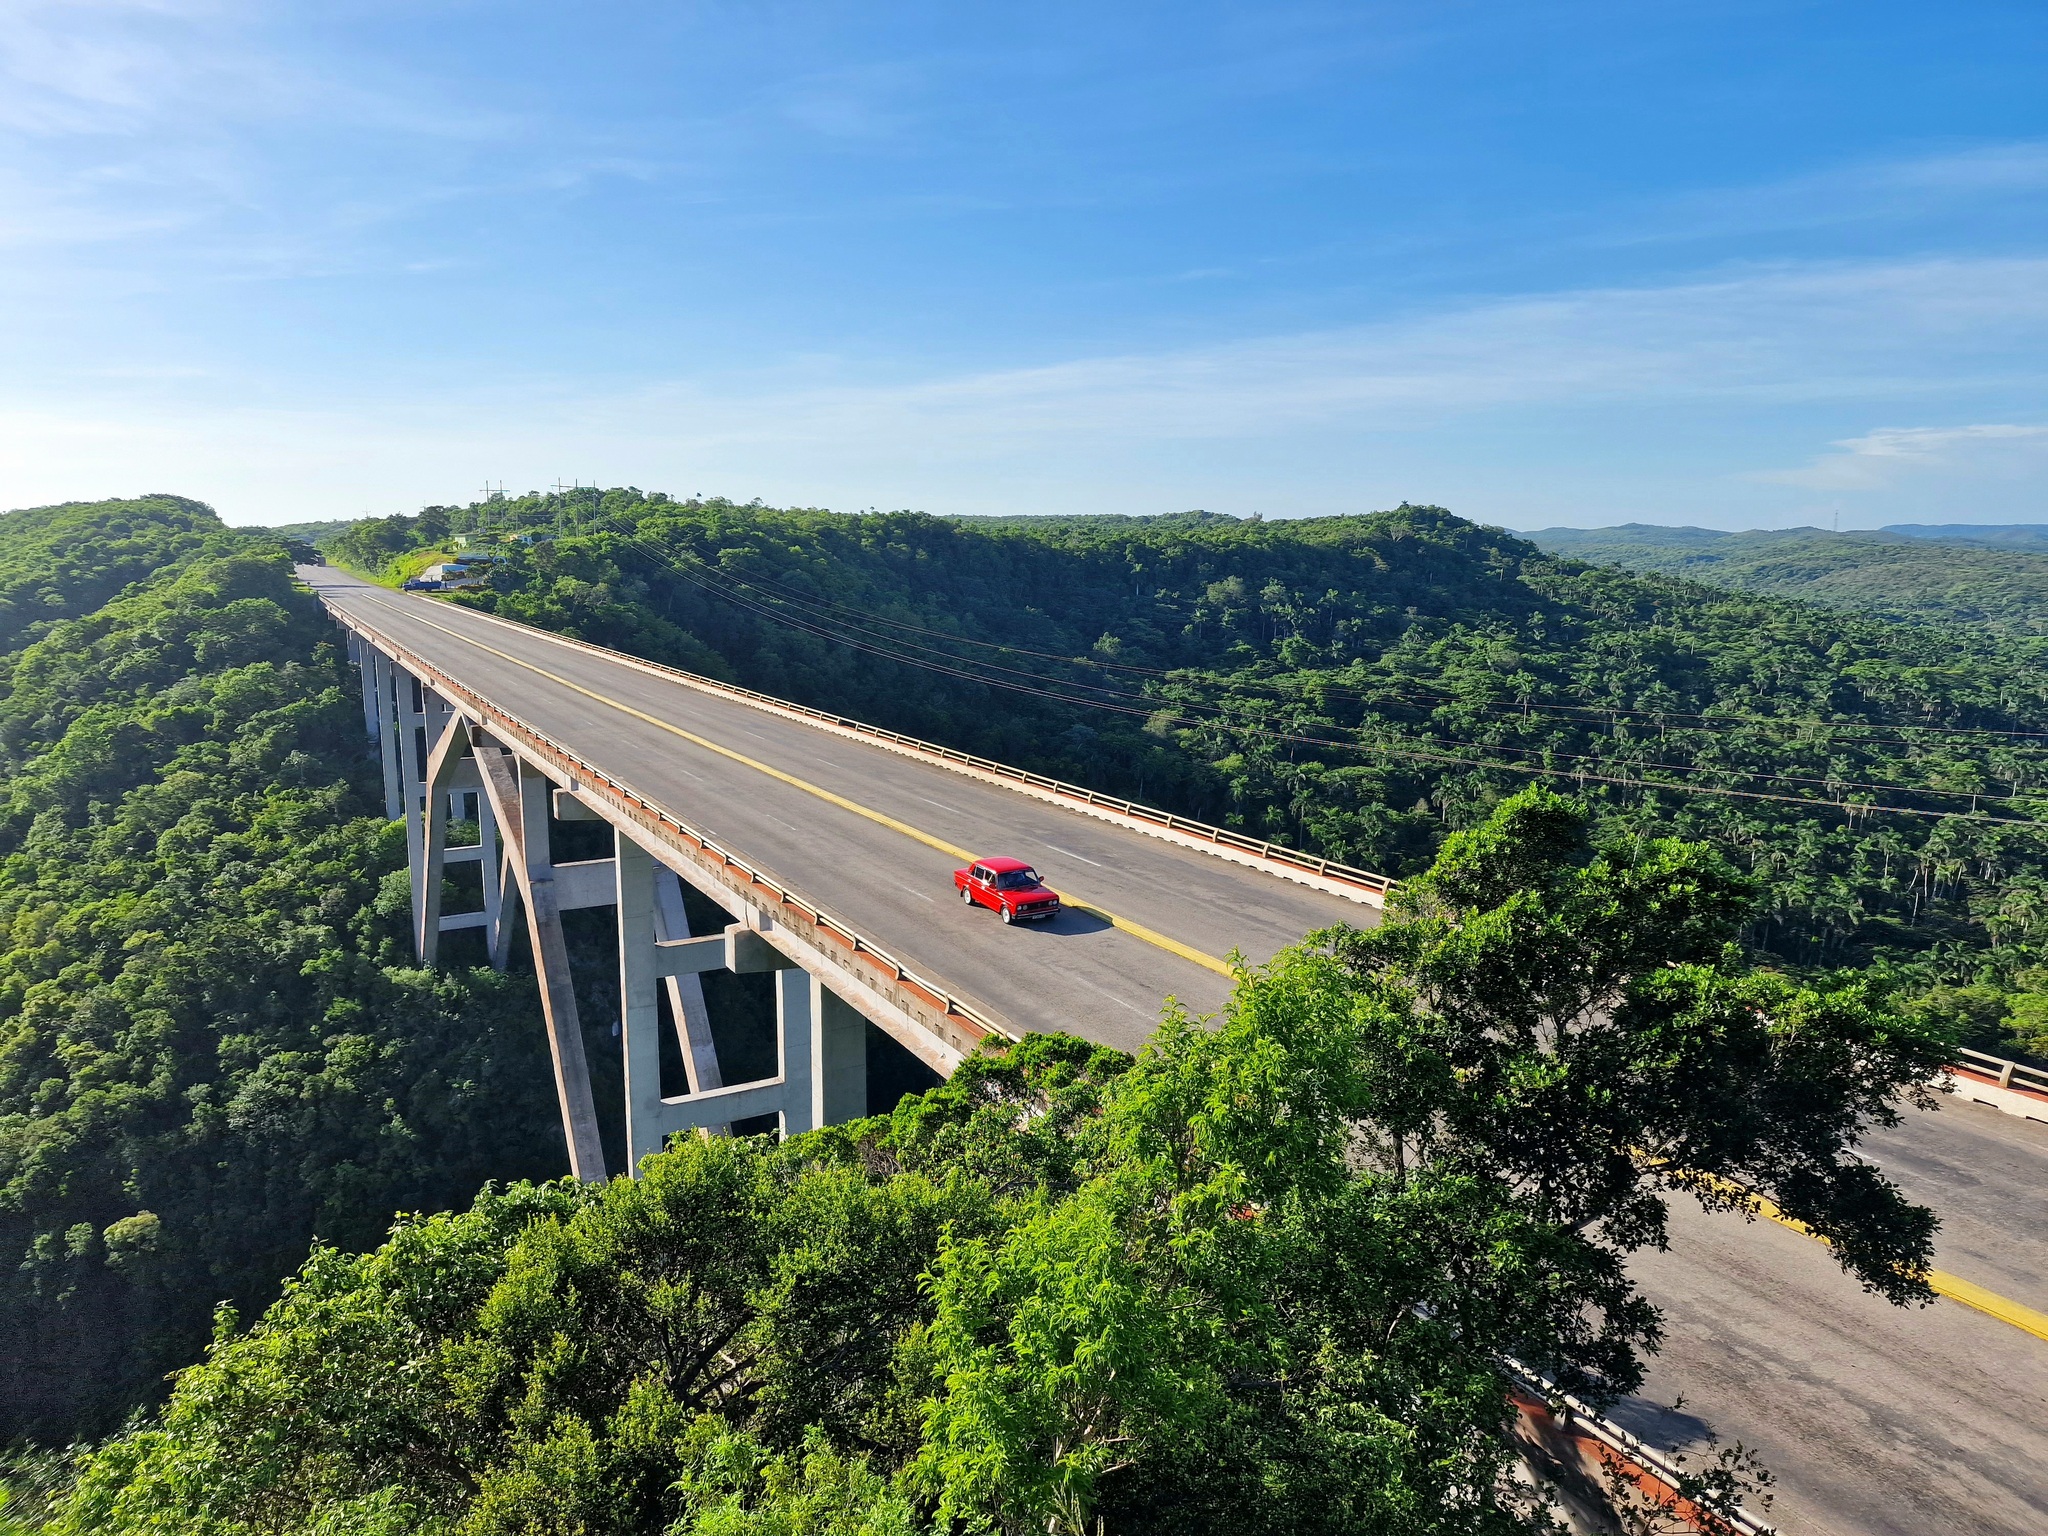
(1617, 1095, 2048, 1536)
(303, 566, 1374, 1052)
(306, 568, 2048, 1533)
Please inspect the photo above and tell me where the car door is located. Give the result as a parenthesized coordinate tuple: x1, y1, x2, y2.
(968, 865, 995, 910)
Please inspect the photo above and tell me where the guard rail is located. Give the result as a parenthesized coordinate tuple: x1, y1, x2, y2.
(329, 604, 1012, 1048)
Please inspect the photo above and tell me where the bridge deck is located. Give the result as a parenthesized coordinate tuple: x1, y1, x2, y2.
(1620, 1097, 2048, 1536)
(304, 566, 1373, 1051)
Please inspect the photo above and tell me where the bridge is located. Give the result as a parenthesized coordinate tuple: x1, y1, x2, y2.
(305, 566, 2048, 1536)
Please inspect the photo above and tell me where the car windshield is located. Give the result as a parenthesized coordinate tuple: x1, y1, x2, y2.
(994, 869, 1040, 890)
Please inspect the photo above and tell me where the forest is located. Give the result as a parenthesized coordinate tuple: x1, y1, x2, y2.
(0, 489, 2025, 1532)
(340, 490, 2048, 1059)
(1526, 521, 2048, 638)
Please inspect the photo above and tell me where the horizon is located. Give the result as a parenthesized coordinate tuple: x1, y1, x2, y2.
(1, 3, 2043, 531)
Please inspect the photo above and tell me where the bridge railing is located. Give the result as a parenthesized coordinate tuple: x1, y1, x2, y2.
(1955, 1046, 2048, 1096)
(328, 605, 1014, 1049)
(450, 599, 1397, 901)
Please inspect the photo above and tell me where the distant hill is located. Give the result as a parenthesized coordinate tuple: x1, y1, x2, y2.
(1522, 523, 2048, 637)
(1880, 523, 2048, 549)
(253, 517, 369, 546)
(0, 494, 227, 652)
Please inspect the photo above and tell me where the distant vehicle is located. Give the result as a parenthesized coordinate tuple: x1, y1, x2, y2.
(954, 857, 1061, 924)
(402, 577, 444, 591)
(418, 561, 489, 590)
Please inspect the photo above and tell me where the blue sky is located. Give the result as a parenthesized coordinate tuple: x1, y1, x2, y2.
(1, 2, 2044, 529)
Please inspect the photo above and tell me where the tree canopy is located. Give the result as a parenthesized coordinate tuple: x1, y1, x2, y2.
(43, 789, 1947, 1536)
(0, 528, 566, 1441)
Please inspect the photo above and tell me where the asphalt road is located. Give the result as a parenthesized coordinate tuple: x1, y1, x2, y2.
(1616, 1095, 2048, 1536)
(304, 566, 1375, 1052)
(307, 568, 2048, 1532)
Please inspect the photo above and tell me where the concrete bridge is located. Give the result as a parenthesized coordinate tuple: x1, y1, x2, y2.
(309, 565, 1380, 1179)
(306, 566, 2048, 1535)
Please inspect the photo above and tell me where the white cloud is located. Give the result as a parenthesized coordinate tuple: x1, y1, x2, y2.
(1611, 141, 2048, 249)
(4, 253, 2045, 524)
(580, 255, 2048, 451)
(1759, 423, 2048, 492)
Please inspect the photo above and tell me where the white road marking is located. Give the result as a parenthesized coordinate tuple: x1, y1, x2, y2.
(895, 885, 936, 904)
(1040, 842, 1103, 867)
(918, 795, 968, 816)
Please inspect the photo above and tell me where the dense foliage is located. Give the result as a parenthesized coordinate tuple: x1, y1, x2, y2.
(43, 790, 1947, 1536)
(1, 485, 2031, 1480)
(343, 490, 2048, 1057)
(0, 525, 565, 1441)
(0, 496, 226, 655)
(1526, 522, 2048, 638)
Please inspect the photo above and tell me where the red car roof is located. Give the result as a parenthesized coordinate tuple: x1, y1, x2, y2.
(975, 856, 1033, 872)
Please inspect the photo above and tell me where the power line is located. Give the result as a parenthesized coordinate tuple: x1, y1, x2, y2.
(593, 525, 2041, 808)
(596, 516, 2048, 747)
(571, 519, 2048, 825)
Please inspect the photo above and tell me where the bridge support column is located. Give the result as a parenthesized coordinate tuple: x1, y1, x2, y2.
(472, 740, 607, 1182)
(369, 651, 403, 820)
(478, 785, 506, 971)
(352, 636, 380, 747)
(415, 705, 472, 964)
(600, 823, 869, 1168)
(396, 670, 428, 940)
(617, 835, 667, 1170)
(775, 969, 816, 1138)
(812, 982, 868, 1129)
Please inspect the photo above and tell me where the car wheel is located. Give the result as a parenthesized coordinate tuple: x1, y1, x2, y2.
(1000, 905, 1014, 924)
(960, 886, 974, 904)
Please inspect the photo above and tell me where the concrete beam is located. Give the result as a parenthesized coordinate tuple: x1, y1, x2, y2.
(653, 934, 728, 976)
(552, 786, 603, 821)
(552, 857, 620, 911)
(727, 926, 798, 973)
(653, 867, 723, 1101)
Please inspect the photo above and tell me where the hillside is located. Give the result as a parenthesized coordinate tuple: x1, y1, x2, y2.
(1884, 523, 2048, 549)
(13, 491, 2048, 1442)
(0, 504, 566, 1442)
(1523, 522, 2048, 635)
(0, 495, 227, 653)
(0, 491, 2024, 1534)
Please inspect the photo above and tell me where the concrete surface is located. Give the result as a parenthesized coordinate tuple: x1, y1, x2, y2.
(1619, 1095, 2048, 1535)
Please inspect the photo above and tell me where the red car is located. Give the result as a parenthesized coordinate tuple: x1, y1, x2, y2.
(954, 857, 1061, 924)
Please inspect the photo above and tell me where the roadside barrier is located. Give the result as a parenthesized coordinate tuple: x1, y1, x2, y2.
(440, 596, 1397, 907)
(1502, 1357, 1772, 1536)
(1946, 1048, 2048, 1127)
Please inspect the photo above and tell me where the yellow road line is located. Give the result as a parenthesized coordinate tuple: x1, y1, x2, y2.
(358, 595, 1236, 979)
(1737, 1181, 2048, 1345)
